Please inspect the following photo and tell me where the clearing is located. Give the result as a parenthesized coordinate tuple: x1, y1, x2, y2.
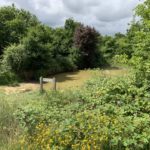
(0, 67, 128, 94)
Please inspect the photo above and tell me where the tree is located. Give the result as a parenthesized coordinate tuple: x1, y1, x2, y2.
(48, 19, 80, 71)
(73, 24, 100, 68)
(100, 35, 116, 60)
(64, 18, 79, 52)
(132, 0, 150, 60)
(128, 0, 150, 85)
(0, 5, 39, 54)
(114, 33, 130, 56)
(2, 25, 53, 80)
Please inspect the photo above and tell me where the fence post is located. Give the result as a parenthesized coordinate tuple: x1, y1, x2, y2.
(40, 76, 43, 92)
(52, 77, 56, 91)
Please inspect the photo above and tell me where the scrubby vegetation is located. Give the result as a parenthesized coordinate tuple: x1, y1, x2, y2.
(1, 71, 150, 149)
(0, 0, 150, 150)
(15, 74, 150, 150)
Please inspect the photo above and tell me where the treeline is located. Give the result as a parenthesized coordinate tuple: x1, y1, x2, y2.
(0, 2, 150, 84)
(0, 5, 105, 81)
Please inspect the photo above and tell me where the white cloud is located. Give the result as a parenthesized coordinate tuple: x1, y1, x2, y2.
(0, 0, 11, 6)
(0, 0, 142, 35)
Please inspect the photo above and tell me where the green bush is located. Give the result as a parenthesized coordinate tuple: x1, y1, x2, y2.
(22, 111, 150, 150)
(112, 54, 129, 66)
(0, 63, 18, 85)
(2, 44, 27, 74)
(2, 25, 53, 80)
(16, 73, 150, 150)
(0, 71, 18, 85)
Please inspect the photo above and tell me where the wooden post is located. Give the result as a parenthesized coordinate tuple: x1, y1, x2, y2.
(52, 77, 56, 91)
(40, 76, 43, 92)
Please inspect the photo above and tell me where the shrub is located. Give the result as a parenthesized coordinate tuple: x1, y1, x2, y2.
(2, 44, 27, 75)
(2, 25, 53, 80)
(16, 74, 150, 150)
(113, 54, 129, 66)
(0, 62, 18, 85)
(21, 112, 150, 150)
(129, 56, 150, 87)
(0, 70, 18, 85)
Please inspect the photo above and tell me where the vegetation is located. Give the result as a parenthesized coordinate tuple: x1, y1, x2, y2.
(0, 0, 150, 150)
(0, 5, 103, 81)
(73, 24, 102, 68)
(0, 5, 39, 55)
(1, 71, 149, 149)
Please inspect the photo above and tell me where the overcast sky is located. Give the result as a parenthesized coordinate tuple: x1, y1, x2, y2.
(0, 0, 142, 35)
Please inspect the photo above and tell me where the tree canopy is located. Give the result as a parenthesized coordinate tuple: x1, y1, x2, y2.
(0, 5, 39, 54)
(0, 1, 150, 83)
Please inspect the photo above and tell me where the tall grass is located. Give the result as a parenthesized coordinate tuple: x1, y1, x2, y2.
(0, 97, 19, 149)
(0, 91, 45, 150)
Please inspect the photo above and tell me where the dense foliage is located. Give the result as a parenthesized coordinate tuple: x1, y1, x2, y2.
(14, 1, 150, 149)
(2, 25, 53, 79)
(0, 6, 103, 81)
(15, 73, 150, 150)
(0, 0, 150, 150)
(128, 0, 150, 84)
(0, 5, 39, 54)
(100, 33, 129, 62)
(74, 25, 101, 68)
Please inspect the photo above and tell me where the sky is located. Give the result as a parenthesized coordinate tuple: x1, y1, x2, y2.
(0, 0, 142, 35)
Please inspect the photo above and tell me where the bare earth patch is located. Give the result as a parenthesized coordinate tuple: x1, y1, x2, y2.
(2, 83, 39, 95)
(0, 68, 128, 94)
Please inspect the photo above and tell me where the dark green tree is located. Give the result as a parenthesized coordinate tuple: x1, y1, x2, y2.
(100, 35, 116, 60)
(2, 25, 53, 79)
(0, 5, 39, 54)
(49, 18, 79, 71)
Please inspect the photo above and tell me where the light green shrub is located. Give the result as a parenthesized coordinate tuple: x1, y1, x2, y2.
(17, 74, 150, 150)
